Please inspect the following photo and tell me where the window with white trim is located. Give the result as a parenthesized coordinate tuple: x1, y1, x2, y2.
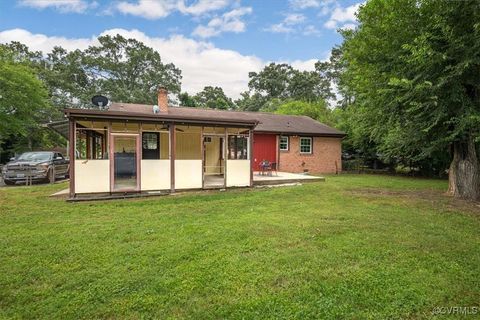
(300, 137, 312, 154)
(279, 136, 289, 151)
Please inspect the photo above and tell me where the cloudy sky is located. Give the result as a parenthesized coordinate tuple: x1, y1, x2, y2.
(0, 0, 363, 98)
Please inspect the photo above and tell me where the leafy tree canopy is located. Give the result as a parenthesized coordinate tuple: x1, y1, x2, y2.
(178, 92, 197, 107)
(0, 47, 55, 153)
(81, 35, 181, 105)
(1, 35, 183, 108)
(340, 0, 480, 200)
(248, 63, 293, 99)
(276, 100, 334, 126)
(235, 91, 267, 112)
(241, 62, 336, 111)
(193, 86, 235, 110)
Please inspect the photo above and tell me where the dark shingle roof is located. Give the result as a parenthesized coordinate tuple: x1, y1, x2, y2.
(66, 102, 345, 137)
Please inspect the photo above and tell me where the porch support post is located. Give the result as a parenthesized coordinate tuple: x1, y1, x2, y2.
(276, 134, 280, 170)
(224, 127, 228, 188)
(108, 122, 113, 194)
(68, 118, 76, 198)
(201, 126, 204, 189)
(170, 123, 176, 193)
(249, 128, 254, 187)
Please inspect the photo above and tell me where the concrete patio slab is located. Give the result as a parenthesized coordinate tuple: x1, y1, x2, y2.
(253, 171, 324, 186)
(50, 188, 70, 197)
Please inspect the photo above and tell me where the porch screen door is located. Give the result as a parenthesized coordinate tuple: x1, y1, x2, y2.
(112, 135, 138, 191)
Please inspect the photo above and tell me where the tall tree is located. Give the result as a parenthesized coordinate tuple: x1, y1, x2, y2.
(341, 0, 480, 200)
(82, 34, 182, 105)
(235, 91, 266, 112)
(178, 92, 197, 107)
(44, 47, 92, 109)
(276, 100, 334, 126)
(315, 46, 352, 108)
(0, 47, 54, 154)
(248, 63, 294, 99)
(2, 35, 183, 108)
(244, 62, 336, 110)
(288, 70, 334, 102)
(194, 86, 234, 110)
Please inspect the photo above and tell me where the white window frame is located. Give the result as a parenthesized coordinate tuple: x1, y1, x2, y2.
(279, 136, 289, 151)
(299, 137, 312, 154)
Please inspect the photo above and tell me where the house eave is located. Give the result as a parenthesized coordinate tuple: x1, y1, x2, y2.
(253, 130, 346, 138)
(64, 108, 258, 128)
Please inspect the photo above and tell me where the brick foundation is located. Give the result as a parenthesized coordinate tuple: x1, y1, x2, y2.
(278, 136, 342, 174)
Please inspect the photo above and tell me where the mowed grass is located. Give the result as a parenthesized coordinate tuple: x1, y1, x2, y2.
(0, 175, 479, 319)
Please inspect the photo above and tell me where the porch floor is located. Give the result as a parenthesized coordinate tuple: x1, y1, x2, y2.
(253, 171, 324, 185)
(204, 174, 225, 188)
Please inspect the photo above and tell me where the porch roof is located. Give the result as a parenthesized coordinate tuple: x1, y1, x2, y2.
(64, 106, 258, 128)
(64, 102, 345, 137)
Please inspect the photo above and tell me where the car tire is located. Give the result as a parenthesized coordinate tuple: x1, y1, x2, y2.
(3, 179, 16, 186)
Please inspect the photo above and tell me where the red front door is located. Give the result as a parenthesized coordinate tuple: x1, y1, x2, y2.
(253, 134, 277, 171)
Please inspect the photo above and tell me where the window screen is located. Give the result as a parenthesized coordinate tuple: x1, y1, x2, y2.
(300, 137, 312, 154)
(279, 136, 289, 151)
(228, 135, 249, 160)
(142, 132, 159, 159)
(75, 128, 108, 159)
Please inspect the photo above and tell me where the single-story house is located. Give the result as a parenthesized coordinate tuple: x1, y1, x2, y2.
(64, 87, 345, 198)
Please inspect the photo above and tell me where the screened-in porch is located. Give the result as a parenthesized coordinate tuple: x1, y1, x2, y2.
(70, 119, 252, 197)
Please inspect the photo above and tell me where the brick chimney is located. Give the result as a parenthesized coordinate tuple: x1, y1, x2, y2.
(157, 86, 168, 112)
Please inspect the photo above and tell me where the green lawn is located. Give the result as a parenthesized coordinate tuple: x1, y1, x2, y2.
(0, 175, 479, 319)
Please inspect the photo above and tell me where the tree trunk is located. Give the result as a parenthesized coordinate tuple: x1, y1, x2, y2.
(448, 136, 480, 201)
(27, 135, 32, 151)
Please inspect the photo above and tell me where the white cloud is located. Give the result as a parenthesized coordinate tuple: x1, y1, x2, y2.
(303, 25, 321, 36)
(192, 7, 252, 38)
(331, 3, 359, 22)
(323, 19, 337, 29)
(289, 0, 337, 17)
(264, 13, 306, 34)
(116, 0, 177, 19)
(340, 23, 356, 30)
(317, 0, 337, 16)
(324, 2, 361, 30)
(0, 28, 97, 51)
(264, 23, 294, 34)
(284, 13, 305, 25)
(18, 0, 97, 13)
(289, 0, 320, 10)
(178, 0, 229, 15)
(115, 0, 230, 19)
(0, 28, 322, 99)
(290, 59, 317, 71)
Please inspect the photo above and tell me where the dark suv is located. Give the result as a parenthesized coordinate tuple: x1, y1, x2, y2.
(2, 151, 69, 185)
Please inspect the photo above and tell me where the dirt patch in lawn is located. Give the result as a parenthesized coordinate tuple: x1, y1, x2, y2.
(345, 187, 480, 216)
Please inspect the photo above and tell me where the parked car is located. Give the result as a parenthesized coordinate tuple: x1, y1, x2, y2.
(2, 151, 69, 185)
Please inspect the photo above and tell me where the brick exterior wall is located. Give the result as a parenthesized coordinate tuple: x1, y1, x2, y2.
(278, 136, 342, 174)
